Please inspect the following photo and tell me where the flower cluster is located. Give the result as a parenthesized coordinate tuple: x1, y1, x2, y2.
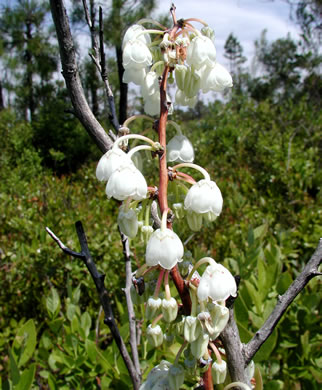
(93, 9, 254, 390)
(122, 20, 232, 116)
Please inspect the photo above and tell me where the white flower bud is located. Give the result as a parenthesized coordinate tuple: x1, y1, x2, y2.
(169, 364, 185, 390)
(142, 71, 159, 99)
(175, 89, 197, 108)
(145, 228, 184, 270)
(139, 360, 171, 390)
(186, 210, 203, 232)
(184, 315, 202, 342)
(167, 134, 195, 163)
(212, 360, 227, 384)
(197, 262, 237, 302)
(117, 205, 138, 238)
(147, 324, 164, 347)
(175, 64, 188, 91)
(245, 360, 255, 383)
(208, 302, 229, 339)
(190, 333, 209, 359)
(173, 203, 185, 219)
(145, 297, 162, 320)
(161, 297, 178, 323)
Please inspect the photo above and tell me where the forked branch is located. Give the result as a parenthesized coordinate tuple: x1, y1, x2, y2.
(46, 222, 141, 389)
(243, 238, 322, 364)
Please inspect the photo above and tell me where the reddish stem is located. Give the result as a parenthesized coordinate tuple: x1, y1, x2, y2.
(203, 349, 214, 389)
(158, 64, 170, 224)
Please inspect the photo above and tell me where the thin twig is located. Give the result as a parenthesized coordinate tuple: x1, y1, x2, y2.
(243, 238, 322, 365)
(46, 221, 141, 390)
(120, 229, 141, 377)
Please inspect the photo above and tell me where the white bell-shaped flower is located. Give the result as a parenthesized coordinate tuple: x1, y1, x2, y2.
(123, 40, 152, 69)
(197, 262, 237, 302)
(175, 64, 188, 91)
(117, 205, 138, 238)
(145, 228, 184, 270)
(122, 24, 151, 49)
(141, 71, 159, 99)
(175, 89, 197, 108)
(139, 361, 171, 390)
(168, 364, 185, 390)
(183, 66, 202, 98)
(200, 63, 233, 93)
(144, 91, 173, 117)
(167, 134, 195, 163)
(184, 179, 223, 218)
(123, 67, 147, 86)
(186, 35, 216, 70)
(147, 324, 164, 347)
(212, 360, 227, 384)
(96, 148, 134, 182)
(106, 164, 147, 201)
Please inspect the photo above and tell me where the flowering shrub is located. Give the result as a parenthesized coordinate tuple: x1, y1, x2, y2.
(93, 9, 254, 390)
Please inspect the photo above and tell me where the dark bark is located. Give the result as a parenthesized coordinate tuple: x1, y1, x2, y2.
(0, 80, 4, 110)
(116, 45, 128, 125)
(46, 222, 141, 390)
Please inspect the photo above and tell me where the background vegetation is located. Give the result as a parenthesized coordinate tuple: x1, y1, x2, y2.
(0, 0, 321, 389)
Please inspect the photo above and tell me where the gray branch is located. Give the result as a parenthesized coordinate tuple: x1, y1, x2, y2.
(49, 0, 113, 153)
(46, 222, 141, 390)
(243, 238, 322, 365)
(220, 308, 250, 388)
(119, 229, 141, 377)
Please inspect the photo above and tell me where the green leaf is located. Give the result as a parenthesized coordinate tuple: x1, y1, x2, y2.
(72, 285, 81, 304)
(310, 367, 322, 383)
(14, 363, 36, 390)
(12, 319, 37, 367)
(80, 312, 92, 338)
(9, 348, 20, 386)
(257, 258, 268, 300)
(48, 373, 57, 390)
(254, 328, 278, 362)
(244, 280, 262, 314)
(276, 271, 293, 295)
(46, 287, 61, 318)
(66, 303, 77, 322)
(254, 223, 267, 240)
(48, 318, 64, 334)
(236, 320, 253, 343)
(101, 376, 112, 390)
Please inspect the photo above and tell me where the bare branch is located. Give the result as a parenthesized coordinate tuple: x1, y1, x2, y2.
(49, 0, 113, 153)
(244, 238, 322, 365)
(220, 308, 249, 387)
(46, 221, 141, 390)
(119, 229, 141, 377)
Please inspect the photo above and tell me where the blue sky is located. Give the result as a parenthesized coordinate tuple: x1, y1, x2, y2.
(153, 0, 300, 66)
